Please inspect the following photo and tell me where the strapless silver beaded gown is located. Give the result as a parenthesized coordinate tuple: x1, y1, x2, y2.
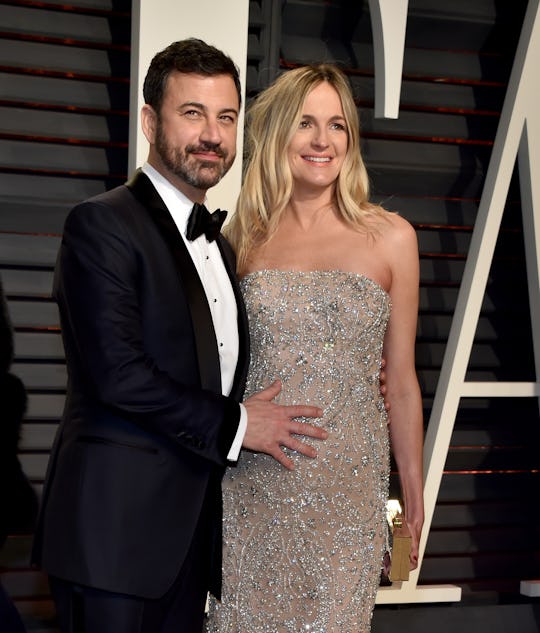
(206, 270, 391, 633)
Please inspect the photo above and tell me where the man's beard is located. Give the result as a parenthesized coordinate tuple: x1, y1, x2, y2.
(155, 121, 235, 190)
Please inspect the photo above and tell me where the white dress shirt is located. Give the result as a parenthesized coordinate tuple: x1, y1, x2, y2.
(141, 163, 246, 461)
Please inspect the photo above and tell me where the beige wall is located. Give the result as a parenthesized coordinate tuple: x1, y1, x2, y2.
(128, 0, 250, 213)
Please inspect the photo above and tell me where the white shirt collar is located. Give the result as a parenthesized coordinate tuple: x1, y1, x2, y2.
(141, 162, 202, 236)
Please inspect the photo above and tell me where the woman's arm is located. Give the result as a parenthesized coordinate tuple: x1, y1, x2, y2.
(382, 215, 425, 569)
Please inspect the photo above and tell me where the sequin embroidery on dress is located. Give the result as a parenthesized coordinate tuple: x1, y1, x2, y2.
(206, 270, 391, 633)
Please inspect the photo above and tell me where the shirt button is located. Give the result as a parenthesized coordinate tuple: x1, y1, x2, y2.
(213, 298, 218, 303)
(220, 342, 224, 347)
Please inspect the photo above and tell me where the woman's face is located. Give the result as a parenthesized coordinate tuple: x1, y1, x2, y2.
(287, 82, 348, 195)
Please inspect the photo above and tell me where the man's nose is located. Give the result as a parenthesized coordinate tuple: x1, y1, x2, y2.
(200, 118, 222, 145)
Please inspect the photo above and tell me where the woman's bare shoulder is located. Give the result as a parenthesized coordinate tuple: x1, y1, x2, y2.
(368, 206, 416, 244)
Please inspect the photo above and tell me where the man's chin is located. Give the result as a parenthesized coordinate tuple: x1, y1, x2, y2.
(193, 175, 224, 190)
(194, 165, 229, 188)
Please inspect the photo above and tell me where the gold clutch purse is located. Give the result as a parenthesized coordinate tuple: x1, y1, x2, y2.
(381, 500, 412, 584)
(388, 513, 412, 582)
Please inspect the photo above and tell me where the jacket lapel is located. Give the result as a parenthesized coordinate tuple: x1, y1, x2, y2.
(126, 170, 222, 393)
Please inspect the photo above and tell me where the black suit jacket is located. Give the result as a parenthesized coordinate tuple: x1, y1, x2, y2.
(32, 171, 250, 599)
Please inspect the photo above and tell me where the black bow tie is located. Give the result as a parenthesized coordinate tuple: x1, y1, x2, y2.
(186, 203, 227, 242)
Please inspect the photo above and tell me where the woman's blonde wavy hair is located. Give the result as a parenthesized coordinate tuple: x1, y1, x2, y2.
(226, 64, 383, 272)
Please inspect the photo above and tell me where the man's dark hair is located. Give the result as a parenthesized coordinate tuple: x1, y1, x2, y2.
(143, 38, 242, 113)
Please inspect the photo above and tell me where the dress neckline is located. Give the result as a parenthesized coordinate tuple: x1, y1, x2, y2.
(241, 268, 390, 300)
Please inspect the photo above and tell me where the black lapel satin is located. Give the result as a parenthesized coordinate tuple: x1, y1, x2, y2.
(125, 170, 221, 393)
(216, 236, 250, 400)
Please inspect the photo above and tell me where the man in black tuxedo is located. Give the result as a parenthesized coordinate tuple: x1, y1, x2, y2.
(32, 39, 326, 633)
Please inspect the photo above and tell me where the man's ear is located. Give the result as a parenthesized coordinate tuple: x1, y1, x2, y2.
(141, 104, 157, 145)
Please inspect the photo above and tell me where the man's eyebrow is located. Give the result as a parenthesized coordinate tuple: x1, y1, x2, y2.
(178, 101, 206, 110)
(219, 107, 239, 117)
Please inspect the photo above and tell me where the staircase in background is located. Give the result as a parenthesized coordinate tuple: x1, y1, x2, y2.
(1, 1, 538, 631)
(247, 0, 539, 611)
(0, 0, 130, 629)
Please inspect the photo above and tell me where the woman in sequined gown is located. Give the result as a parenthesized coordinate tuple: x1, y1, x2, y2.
(206, 65, 424, 633)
